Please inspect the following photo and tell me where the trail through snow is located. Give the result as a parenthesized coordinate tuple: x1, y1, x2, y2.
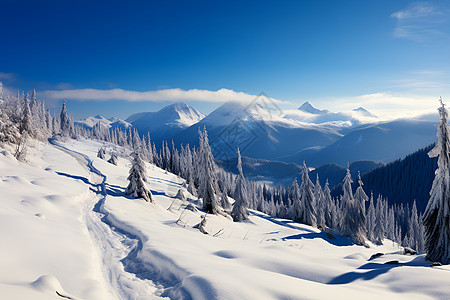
(50, 138, 162, 300)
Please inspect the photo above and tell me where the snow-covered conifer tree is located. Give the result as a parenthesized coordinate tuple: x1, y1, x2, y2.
(220, 189, 232, 212)
(126, 149, 154, 203)
(60, 100, 71, 136)
(366, 192, 376, 242)
(299, 162, 317, 227)
(232, 148, 249, 221)
(353, 172, 368, 242)
(97, 147, 106, 159)
(323, 179, 334, 227)
(289, 177, 301, 222)
(340, 167, 365, 245)
(423, 99, 450, 263)
(197, 127, 220, 214)
(314, 174, 326, 229)
(107, 153, 118, 165)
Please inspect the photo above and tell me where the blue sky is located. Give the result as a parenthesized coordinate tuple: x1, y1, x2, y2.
(1, 0, 449, 120)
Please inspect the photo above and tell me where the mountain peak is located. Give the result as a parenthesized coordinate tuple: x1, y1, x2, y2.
(352, 107, 377, 118)
(298, 101, 328, 115)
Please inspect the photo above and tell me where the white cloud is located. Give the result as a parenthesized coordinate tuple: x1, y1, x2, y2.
(40, 87, 288, 105)
(0, 72, 16, 81)
(315, 92, 446, 120)
(391, 2, 448, 42)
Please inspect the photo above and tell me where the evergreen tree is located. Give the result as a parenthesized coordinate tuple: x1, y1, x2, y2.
(353, 172, 368, 242)
(126, 149, 154, 202)
(366, 192, 376, 242)
(423, 99, 450, 263)
(232, 148, 249, 221)
(220, 189, 232, 212)
(314, 174, 326, 229)
(97, 147, 106, 159)
(323, 179, 334, 227)
(107, 153, 118, 165)
(60, 100, 71, 136)
(290, 177, 302, 222)
(198, 127, 220, 214)
(340, 166, 365, 245)
(299, 162, 317, 227)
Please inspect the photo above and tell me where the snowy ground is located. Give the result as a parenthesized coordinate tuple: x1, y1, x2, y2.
(1, 138, 450, 299)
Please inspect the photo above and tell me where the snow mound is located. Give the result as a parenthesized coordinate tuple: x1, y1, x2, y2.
(30, 275, 78, 299)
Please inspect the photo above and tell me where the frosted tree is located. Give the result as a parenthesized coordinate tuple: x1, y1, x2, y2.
(314, 174, 326, 229)
(197, 127, 220, 214)
(372, 195, 385, 245)
(323, 179, 334, 227)
(126, 149, 154, 203)
(353, 172, 368, 242)
(97, 147, 106, 159)
(406, 200, 425, 253)
(340, 166, 365, 245)
(20, 92, 33, 135)
(232, 148, 249, 221)
(107, 153, 118, 165)
(289, 177, 302, 222)
(366, 192, 376, 242)
(423, 99, 450, 263)
(299, 162, 317, 227)
(60, 100, 71, 136)
(220, 189, 232, 212)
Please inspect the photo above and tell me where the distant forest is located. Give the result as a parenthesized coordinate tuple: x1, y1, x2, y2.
(332, 144, 437, 213)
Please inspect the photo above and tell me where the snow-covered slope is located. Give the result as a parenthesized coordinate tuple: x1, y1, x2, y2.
(75, 115, 132, 131)
(127, 102, 205, 143)
(2, 138, 450, 299)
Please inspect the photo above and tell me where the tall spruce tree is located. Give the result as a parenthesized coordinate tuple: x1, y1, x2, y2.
(423, 99, 450, 263)
(198, 127, 220, 214)
(340, 166, 365, 245)
(126, 149, 154, 203)
(299, 162, 317, 227)
(314, 174, 326, 229)
(232, 148, 249, 221)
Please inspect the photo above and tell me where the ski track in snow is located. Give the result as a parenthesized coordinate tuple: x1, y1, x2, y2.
(50, 138, 162, 300)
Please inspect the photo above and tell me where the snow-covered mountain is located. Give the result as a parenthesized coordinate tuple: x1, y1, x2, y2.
(75, 115, 132, 131)
(126, 102, 205, 143)
(284, 101, 379, 130)
(284, 118, 436, 167)
(173, 101, 342, 161)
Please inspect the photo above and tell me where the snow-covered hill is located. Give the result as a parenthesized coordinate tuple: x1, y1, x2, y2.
(1, 138, 449, 299)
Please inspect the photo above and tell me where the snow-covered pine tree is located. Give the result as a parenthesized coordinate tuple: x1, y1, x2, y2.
(353, 172, 368, 242)
(232, 148, 249, 221)
(299, 162, 317, 227)
(125, 149, 154, 203)
(20, 92, 33, 136)
(372, 195, 385, 245)
(314, 174, 326, 229)
(60, 100, 71, 136)
(340, 166, 365, 245)
(97, 147, 106, 159)
(197, 127, 220, 214)
(366, 192, 376, 242)
(423, 99, 450, 264)
(107, 153, 118, 165)
(220, 189, 232, 212)
(289, 177, 301, 222)
(323, 179, 334, 227)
